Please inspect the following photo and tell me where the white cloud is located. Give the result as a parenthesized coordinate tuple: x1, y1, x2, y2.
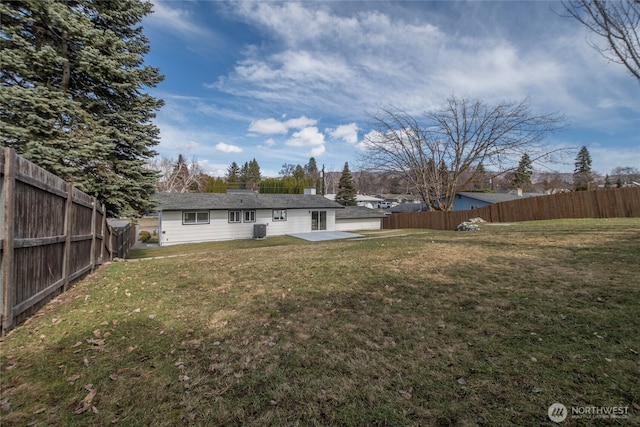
(147, 1, 212, 39)
(329, 123, 359, 144)
(150, 2, 638, 175)
(249, 116, 317, 135)
(357, 130, 385, 151)
(214, 3, 450, 113)
(215, 1, 638, 126)
(286, 127, 325, 147)
(155, 122, 205, 154)
(215, 142, 243, 153)
(310, 144, 326, 157)
(284, 116, 317, 129)
(249, 118, 288, 134)
(588, 145, 640, 175)
(285, 127, 326, 156)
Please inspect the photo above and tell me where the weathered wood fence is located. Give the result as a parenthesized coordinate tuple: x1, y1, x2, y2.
(382, 187, 640, 230)
(1, 147, 135, 334)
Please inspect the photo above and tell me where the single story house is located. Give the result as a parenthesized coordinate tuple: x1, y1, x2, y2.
(324, 193, 385, 209)
(335, 206, 386, 231)
(383, 191, 543, 213)
(154, 192, 346, 246)
(452, 191, 540, 211)
(387, 202, 429, 213)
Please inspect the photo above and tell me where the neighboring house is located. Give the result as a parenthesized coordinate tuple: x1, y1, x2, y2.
(383, 194, 421, 205)
(387, 202, 429, 213)
(155, 192, 345, 246)
(452, 191, 540, 211)
(335, 206, 386, 231)
(324, 193, 385, 209)
(382, 191, 542, 213)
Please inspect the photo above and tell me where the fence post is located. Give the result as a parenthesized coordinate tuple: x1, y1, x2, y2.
(2, 148, 17, 334)
(100, 205, 107, 262)
(90, 197, 97, 271)
(108, 223, 114, 261)
(62, 183, 73, 292)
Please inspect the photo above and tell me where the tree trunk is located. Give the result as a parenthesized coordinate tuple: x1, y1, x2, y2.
(61, 31, 70, 92)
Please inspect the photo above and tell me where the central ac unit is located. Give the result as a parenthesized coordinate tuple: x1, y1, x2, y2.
(253, 224, 267, 239)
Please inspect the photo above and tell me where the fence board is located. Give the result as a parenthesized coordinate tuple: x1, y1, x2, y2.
(1, 148, 136, 334)
(2, 148, 16, 332)
(383, 188, 640, 230)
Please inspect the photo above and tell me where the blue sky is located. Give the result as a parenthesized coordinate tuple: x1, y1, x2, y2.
(142, 1, 639, 178)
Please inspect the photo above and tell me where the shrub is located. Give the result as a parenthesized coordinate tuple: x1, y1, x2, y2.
(139, 230, 151, 243)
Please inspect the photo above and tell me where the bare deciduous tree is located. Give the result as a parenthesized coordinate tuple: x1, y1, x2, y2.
(563, 0, 640, 80)
(361, 97, 565, 211)
(147, 154, 204, 193)
(611, 166, 640, 186)
(322, 170, 342, 195)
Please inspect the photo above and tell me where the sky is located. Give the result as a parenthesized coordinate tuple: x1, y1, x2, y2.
(141, 0, 639, 178)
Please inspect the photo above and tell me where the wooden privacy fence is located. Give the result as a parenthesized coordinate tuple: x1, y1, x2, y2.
(382, 187, 640, 230)
(1, 147, 135, 334)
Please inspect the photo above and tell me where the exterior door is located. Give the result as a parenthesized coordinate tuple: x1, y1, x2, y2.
(311, 210, 327, 230)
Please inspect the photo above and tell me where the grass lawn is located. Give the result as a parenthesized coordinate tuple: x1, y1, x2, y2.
(1, 218, 639, 426)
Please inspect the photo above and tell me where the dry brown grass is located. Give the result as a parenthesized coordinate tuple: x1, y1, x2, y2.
(1, 218, 639, 426)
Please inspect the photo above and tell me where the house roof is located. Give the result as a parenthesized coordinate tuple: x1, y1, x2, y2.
(155, 192, 344, 211)
(107, 219, 131, 228)
(389, 203, 429, 213)
(335, 206, 386, 219)
(324, 194, 384, 202)
(456, 191, 541, 204)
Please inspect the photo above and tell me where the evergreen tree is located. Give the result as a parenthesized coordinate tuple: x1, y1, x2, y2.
(260, 177, 314, 194)
(279, 163, 296, 177)
(240, 162, 249, 188)
(202, 176, 226, 193)
(472, 163, 490, 191)
(303, 157, 321, 194)
(226, 162, 240, 189)
(169, 154, 190, 192)
(305, 157, 320, 180)
(0, 0, 164, 216)
(513, 153, 533, 191)
(293, 165, 306, 180)
(259, 178, 283, 194)
(573, 146, 593, 191)
(604, 174, 612, 189)
(244, 158, 261, 190)
(335, 162, 357, 206)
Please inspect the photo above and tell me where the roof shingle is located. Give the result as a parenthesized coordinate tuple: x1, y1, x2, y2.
(154, 192, 344, 211)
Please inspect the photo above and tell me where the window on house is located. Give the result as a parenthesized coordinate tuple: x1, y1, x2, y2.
(272, 209, 287, 221)
(244, 210, 256, 223)
(229, 210, 241, 223)
(311, 210, 327, 230)
(183, 211, 209, 224)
